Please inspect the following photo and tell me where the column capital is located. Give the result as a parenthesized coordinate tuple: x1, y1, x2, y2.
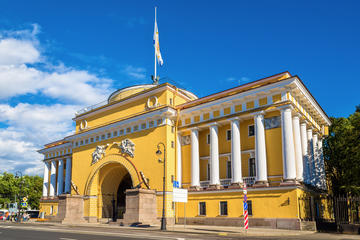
(228, 116, 241, 122)
(300, 119, 310, 126)
(208, 122, 218, 127)
(292, 112, 302, 119)
(189, 127, 199, 132)
(277, 104, 294, 112)
(251, 110, 265, 117)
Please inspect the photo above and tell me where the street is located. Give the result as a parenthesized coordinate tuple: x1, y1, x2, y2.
(0, 222, 359, 240)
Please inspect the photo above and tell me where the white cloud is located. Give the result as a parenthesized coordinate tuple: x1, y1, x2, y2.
(123, 65, 146, 80)
(0, 24, 147, 176)
(0, 103, 78, 176)
(0, 38, 40, 65)
(0, 26, 114, 105)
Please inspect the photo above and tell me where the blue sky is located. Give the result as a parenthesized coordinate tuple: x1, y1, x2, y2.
(0, 1, 359, 175)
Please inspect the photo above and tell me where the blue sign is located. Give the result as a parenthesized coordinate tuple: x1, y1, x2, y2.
(173, 181, 179, 188)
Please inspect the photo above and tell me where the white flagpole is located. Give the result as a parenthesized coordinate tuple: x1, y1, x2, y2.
(154, 6, 157, 81)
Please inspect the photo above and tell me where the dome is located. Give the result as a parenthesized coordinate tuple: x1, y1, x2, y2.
(108, 84, 157, 103)
(108, 84, 198, 104)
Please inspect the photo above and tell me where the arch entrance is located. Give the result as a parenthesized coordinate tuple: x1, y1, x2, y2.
(99, 162, 133, 221)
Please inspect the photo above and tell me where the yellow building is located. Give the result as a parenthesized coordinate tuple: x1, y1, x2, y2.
(38, 71, 330, 229)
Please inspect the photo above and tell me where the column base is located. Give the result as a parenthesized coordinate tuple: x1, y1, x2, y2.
(280, 179, 299, 186)
(253, 181, 269, 188)
(228, 182, 243, 189)
(208, 184, 221, 190)
(189, 186, 201, 191)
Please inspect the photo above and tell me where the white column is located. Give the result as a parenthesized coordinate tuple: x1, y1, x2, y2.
(190, 128, 200, 188)
(49, 160, 57, 197)
(312, 133, 319, 186)
(317, 138, 326, 189)
(42, 162, 50, 197)
(57, 159, 64, 195)
(307, 128, 314, 184)
(209, 123, 220, 186)
(254, 112, 268, 183)
(292, 113, 303, 182)
(231, 118, 243, 184)
(176, 133, 182, 187)
(280, 106, 297, 181)
(300, 122, 309, 183)
(65, 157, 72, 193)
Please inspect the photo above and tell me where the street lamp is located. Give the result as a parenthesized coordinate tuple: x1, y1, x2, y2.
(156, 142, 166, 231)
(15, 171, 23, 223)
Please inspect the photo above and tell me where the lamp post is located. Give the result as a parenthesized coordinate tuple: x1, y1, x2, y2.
(15, 171, 23, 223)
(156, 142, 166, 231)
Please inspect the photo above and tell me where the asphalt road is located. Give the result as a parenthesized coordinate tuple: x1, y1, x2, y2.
(0, 222, 359, 240)
(0, 223, 241, 240)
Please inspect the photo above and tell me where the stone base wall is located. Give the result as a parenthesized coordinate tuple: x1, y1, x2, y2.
(55, 194, 86, 224)
(177, 217, 303, 230)
(123, 188, 158, 225)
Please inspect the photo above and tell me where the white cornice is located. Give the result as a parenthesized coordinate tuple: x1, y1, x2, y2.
(74, 85, 194, 121)
(38, 142, 72, 154)
(180, 78, 294, 115)
(292, 78, 331, 126)
(66, 107, 176, 141)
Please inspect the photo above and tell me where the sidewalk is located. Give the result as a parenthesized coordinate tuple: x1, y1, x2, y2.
(30, 221, 316, 237)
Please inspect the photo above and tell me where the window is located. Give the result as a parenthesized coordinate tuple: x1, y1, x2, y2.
(50, 205, 54, 215)
(120, 129, 124, 135)
(80, 140, 83, 146)
(107, 132, 111, 138)
(248, 125, 255, 136)
(264, 116, 281, 129)
(171, 141, 174, 148)
(227, 160, 232, 179)
(141, 123, 146, 129)
(207, 134, 210, 144)
(101, 135, 105, 140)
(85, 139, 89, 144)
(126, 127, 131, 133)
(169, 98, 173, 106)
(157, 119, 162, 125)
(96, 136, 99, 141)
(90, 138, 94, 143)
(249, 158, 256, 177)
(171, 126, 175, 133)
(133, 125, 139, 131)
(247, 200, 253, 216)
(75, 142, 78, 147)
(199, 202, 206, 216)
(113, 131, 118, 137)
(207, 163, 210, 180)
(220, 201, 228, 216)
(226, 130, 231, 141)
(149, 121, 154, 128)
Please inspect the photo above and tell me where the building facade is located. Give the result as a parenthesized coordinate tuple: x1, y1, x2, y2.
(38, 72, 330, 229)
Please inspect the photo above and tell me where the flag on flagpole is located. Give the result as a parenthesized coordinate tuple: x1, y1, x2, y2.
(153, 16, 164, 66)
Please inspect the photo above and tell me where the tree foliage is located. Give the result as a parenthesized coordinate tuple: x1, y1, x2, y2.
(323, 106, 360, 195)
(0, 172, 43, 209)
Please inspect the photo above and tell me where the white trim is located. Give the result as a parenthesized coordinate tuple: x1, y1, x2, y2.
(75, 85, 196, 120)
(293, 78, 330, 125)
(66, 107, 176, 142)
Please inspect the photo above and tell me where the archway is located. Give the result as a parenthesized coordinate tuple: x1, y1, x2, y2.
(99, 163, 133, 221)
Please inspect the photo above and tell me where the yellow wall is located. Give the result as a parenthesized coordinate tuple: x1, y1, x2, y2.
(176, 189, 299, 219)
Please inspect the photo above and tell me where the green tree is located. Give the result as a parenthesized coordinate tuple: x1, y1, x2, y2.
(323, 106, 360, 195)
(0, 172, 43, 209)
